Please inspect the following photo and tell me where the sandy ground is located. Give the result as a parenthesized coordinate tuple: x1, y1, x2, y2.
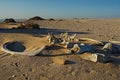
(0, 18, 120, 80)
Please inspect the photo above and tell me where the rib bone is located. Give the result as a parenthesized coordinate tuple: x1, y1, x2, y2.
(79, 38, 103, 45)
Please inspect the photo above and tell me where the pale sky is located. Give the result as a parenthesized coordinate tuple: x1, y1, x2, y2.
(0, 0, 120, 19)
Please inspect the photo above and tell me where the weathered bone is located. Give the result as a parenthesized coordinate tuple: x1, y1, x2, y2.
(102, 43, 112, 53)
(80, 53, 109, 63)
(47, 32, 62, 44)
(60, 32, 77, 44)
(69, 43, 91, 54)
(109, 40, 120, 44)
(60, 32, 68, 39)
(102, 42, 120, 53)
(69, 33, 77, 41)
(79, 38, 103, 45)
(62, 42, 75, 48)
(60, 32, 70, 42)
(1, 41, 47, 56)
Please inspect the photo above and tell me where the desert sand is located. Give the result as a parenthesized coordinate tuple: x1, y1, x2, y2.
(0, 18, 120, 80)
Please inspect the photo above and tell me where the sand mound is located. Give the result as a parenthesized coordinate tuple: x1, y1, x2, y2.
(3, 18, 16, 23)
(48, 18, 55, 21)
(27, 16, 45, 21)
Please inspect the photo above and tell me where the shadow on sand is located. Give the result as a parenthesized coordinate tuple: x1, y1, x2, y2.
(36, 51, 120, 65)
(0, 28, 89, 35)
(0, 28, 119, 65)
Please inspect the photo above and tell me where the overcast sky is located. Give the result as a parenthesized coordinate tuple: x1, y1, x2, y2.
(0, 0, 120, 19)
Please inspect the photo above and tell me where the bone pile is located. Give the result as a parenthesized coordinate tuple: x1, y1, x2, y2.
(47, 32, 120, 62)
(1, 32, 120, 63)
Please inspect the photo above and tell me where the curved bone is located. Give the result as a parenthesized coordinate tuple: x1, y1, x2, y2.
(70, 43, 91, 54)
(1, 42, 47, 56)
(79, 38, 103, 45)
(109, 40, 120, 44)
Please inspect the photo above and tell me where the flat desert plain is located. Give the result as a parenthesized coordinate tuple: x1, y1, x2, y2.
(0, 18, 120, 80)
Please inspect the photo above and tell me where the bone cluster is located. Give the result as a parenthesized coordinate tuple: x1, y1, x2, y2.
(46, 32, 120, 62)
(1, 32, 120, 63)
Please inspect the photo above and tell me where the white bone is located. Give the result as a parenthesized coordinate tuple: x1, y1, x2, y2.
(70, 43, 91, 54)
(79, 38, 103, 45)
(109, 40, 120, 44)
(1, 42, 46, 56)
(80, 53, 109, 63)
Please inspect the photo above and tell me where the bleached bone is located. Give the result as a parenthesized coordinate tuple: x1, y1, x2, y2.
(102, 43, 112, 53)
(102, 43, 112, 50)
(60, 32, 77, 43)
(102, 42, 120, 53)
(47, 33, 62, 44)
(69, 43, 91, 54)
(1, 41, 47, 56)
(80, 53, 109, 63)
(60, 33, 63, 39)
(69, 33, 77, 41)
(109, 40, 120, 44)
(60, 32, 68, 39)
(79, 38, 103, 45)
(60, 32, 69, 42)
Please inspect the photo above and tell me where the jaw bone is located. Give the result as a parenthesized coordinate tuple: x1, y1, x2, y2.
(79, 38, 103, 45)
(1, 41, 47, 56)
